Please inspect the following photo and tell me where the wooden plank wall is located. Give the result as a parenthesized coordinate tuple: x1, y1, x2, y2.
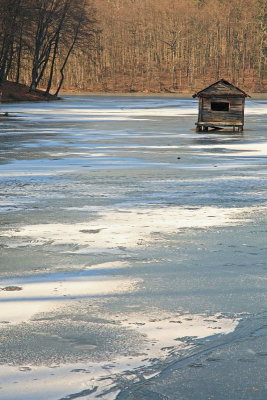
(200, 97, 244, 123)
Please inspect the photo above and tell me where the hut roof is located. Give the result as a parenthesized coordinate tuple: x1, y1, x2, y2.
(192, 79, 250, 98)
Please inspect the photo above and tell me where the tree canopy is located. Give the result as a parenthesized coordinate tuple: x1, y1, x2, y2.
(0, 0, 266, 94)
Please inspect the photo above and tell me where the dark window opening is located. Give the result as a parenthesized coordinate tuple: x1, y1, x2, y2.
(211, 102, 229, 111)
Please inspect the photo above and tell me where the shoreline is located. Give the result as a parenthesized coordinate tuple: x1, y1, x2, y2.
(0, 81, 59, 103)
(59, 90, 267, 99)
(1, 79, 266, 102)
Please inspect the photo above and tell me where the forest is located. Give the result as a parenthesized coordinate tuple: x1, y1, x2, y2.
(0, 0, 266, 94)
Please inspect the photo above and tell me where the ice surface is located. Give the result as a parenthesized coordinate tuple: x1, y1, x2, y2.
(0, 95, 266, 400)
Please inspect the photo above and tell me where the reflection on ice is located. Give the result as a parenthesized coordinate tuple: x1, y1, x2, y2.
(1, 97, 266, 127)
(190, 141, 267, 157)
(0, 274, 140, 324)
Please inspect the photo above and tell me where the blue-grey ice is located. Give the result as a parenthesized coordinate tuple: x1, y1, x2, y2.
(0, 95, 267, 399)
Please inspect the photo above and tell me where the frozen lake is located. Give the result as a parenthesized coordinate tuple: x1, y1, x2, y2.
(0, 95, 267, 399)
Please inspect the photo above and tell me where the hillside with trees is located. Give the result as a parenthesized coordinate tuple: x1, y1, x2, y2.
(0, 0, 266, 97)
(0, 0, 97, 99)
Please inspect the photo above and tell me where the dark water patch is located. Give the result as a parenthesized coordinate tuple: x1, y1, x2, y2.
(1, 286, 22, 291)
(58, 387, 97, 400)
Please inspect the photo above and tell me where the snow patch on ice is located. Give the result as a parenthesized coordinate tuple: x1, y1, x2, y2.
(2, 205, 254, 250)
(0, 309, 239, 400)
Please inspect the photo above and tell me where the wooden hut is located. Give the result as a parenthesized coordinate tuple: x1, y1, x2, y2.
(193, 79, 250, 132)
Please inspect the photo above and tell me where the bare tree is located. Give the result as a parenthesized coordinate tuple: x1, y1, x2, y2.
(0, 0, 22, 81)
(55, 1, 97, 95)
